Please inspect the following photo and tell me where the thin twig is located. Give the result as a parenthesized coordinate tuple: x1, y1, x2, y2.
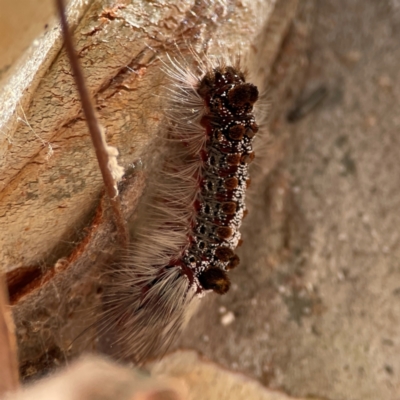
(55, 0, 128, 246)
(0, 274, 19, 396)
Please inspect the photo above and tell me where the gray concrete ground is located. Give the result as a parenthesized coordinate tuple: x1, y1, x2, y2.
(174, 1, 400, 399)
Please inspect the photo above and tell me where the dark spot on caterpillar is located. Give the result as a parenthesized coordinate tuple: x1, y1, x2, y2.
(228, 83, 259, 108)
(221, 201, 237, 214)
(246, 178, 251, 189)
(214, 70, 224, 83)
(198, 267, 230, 294)
(225, 66, 245, 82)
(224, 68, 235, 83)
(224, 176, 239, 190)
(197, 74, 214, 97)
(216, 226, 233, 239)
(227, 254, 240, 270)
(215, 246, 235, 261)
(229, 125, 246, 141)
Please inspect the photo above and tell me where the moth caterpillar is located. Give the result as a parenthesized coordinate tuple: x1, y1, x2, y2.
(52, 0, 262, 366)
(98, 52, 261, 362)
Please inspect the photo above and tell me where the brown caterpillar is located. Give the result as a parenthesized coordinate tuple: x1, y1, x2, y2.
(98, 53, 260, 363)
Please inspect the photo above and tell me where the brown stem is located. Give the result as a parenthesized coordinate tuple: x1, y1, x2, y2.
(0, 274, 19, 395)
(55, 0, 128, 246)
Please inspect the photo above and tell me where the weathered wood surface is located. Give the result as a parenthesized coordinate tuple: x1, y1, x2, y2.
(0, 0, 307, 379)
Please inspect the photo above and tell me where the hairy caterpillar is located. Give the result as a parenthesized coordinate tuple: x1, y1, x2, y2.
(46, 0, 268, 367)
(97, 51, 261, 362)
